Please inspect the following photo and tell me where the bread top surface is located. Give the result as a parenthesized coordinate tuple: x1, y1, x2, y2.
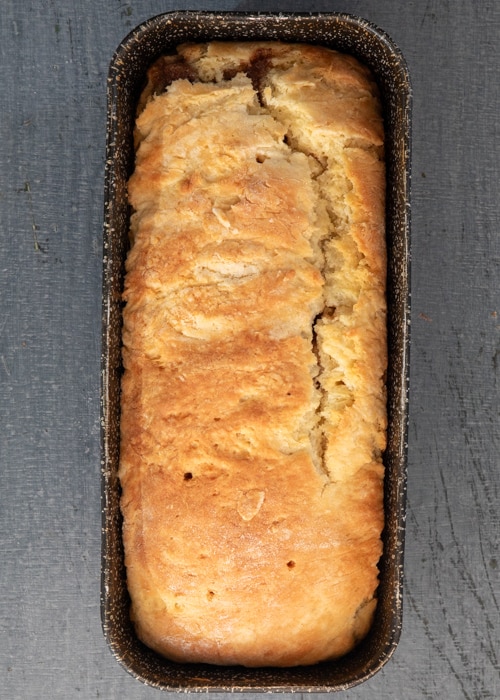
(119, 41, 386, 667)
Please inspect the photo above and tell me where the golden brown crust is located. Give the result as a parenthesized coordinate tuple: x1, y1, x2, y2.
(119, 41, 386, 667)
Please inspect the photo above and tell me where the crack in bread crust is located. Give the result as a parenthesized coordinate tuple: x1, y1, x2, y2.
(120, 41, 386, 668)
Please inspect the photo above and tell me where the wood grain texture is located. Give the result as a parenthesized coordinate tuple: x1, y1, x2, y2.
(0, 1, 498, 698)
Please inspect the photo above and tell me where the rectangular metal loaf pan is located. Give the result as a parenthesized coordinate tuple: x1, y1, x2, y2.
(101, 10, 411, 693)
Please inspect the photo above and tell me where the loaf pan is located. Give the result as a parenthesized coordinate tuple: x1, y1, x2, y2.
(101, 11, 411, 693)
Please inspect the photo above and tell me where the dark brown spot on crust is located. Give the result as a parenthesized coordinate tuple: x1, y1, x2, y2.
(136, 56, 200, 115)
(148, 55, 199, 94)
(223, 49, 273, 103)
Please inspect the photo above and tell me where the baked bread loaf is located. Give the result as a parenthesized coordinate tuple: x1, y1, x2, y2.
(119, 41, 386, 667)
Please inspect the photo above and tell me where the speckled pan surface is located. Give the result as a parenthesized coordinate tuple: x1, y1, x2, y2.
(100, 11, 411, 693)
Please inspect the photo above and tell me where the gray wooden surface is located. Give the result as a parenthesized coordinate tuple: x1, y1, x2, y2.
(1, 1, 498, 698)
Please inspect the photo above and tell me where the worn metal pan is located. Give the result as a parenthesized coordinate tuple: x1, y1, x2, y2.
(101, 10, 411, 692)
